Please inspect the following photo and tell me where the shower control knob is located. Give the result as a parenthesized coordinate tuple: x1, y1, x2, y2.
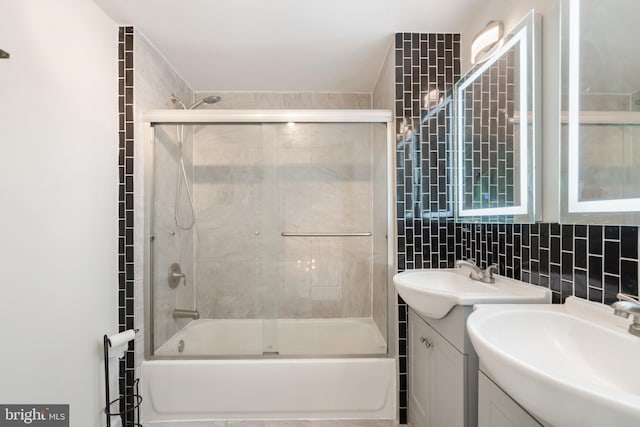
(168, 263, 185, 288)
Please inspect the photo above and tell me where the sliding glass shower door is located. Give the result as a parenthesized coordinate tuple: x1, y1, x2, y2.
(148, 113, 390, 358)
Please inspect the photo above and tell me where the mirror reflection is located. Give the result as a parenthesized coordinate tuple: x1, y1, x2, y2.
(562, 0, 640, 223)
(454, 10, 540, 223)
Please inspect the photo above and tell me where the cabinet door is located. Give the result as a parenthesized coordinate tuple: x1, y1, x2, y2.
(409, 311, 465, 427)
(430, 328, 465, 427)
(478, 371, 542, 427)
(409, 311, 432, 427)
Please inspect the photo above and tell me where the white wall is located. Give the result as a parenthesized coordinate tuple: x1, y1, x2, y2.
(0, 1, 119, 425)
(457, 0, 561, 222)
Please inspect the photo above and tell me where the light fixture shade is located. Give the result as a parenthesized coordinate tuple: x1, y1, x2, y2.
(471, 20, 504, 65)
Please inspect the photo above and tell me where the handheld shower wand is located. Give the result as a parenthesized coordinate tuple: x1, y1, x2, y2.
(169, 94, 222, 230)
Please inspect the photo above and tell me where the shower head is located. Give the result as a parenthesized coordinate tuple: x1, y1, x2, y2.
(188, 96, 222, 109)
(169, 94, 222, 110)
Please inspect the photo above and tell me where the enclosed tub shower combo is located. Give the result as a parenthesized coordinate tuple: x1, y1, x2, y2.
(141, 109, 396, 423)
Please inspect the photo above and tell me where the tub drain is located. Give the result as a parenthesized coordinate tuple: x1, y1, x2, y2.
(178, 339, 185, 353)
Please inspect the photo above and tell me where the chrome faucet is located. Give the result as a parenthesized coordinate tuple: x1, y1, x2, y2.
(612, 293, 640, 337)
(173, 309, 200, 320)
(455, 259, 498, 284)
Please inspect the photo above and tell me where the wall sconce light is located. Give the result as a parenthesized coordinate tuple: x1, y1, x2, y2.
(0, 49, 9, 59)
(470, 20, 504, 65)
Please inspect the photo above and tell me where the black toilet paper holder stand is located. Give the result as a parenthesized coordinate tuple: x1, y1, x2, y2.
(103, 333, 142, 427)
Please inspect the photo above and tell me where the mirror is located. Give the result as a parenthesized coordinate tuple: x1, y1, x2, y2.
(560, 0, 640, 224)
(454, 10, 541, 223)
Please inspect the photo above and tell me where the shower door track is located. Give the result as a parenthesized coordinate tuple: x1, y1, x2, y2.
(143, 109, 392, 124)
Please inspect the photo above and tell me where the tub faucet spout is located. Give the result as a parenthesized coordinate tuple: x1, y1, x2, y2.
(173, 309, 200, 320)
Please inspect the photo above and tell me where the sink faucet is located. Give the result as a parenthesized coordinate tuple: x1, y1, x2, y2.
(455, 259, 498, 284)
(612, 293, 640, 337)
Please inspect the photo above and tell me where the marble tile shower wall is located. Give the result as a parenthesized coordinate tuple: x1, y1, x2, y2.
(134, 40, 196, 356)
(116, 27, 198, 415)
(394, 32, 461, 425)
(193, 92, 371, 110)
(184, 91, 386, 324)
(192, 121, 385, 320)
(132, 30, 195, 355)
(575, 92, 640, 204)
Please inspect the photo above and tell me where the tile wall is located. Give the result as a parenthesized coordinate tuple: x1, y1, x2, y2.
(117, 26, 136, 425)
(393, 32, 461, 424)
(394, 31, 640, 426)
(460, 223, 639, 304)
(191, 121, 386, 322)
(123, 25, 197, 419)
(575, 92, 640, 203)
(127, 25, 196, 357)
(460, 46, 517, 211)
(193, 92, 371, 110)
(184, 93, 386, 326)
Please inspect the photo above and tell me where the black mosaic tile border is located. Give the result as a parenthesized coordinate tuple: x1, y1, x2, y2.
(394, 32, 461, 425)
(460, 223, 640, 304)
(118, 26, 136, 425)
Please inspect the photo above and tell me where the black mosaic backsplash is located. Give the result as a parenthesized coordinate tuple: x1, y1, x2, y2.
(118, 26, 136, 426)
(460, 223, 639, 304)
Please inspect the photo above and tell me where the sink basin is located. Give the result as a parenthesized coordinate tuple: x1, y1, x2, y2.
(467, 297, 640, 427)
(393, 269, 550, 319)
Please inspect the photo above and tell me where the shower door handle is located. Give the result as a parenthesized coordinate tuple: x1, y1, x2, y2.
(281, 232, 372, 237)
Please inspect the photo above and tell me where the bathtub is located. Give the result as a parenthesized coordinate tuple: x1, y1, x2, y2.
(154, 317, 388, 356)
(141, 318, 396, 423)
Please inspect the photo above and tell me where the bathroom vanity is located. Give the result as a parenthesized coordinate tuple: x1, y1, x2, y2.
(409, 307, 546, 427)
(408, 306, 477, 427)
(478, 367, 542, 427)
(467, 298, 640, 427)
(395, 268, 550, 427)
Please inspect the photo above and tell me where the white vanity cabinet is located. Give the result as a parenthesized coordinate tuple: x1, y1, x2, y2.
(478, 370, 543, 427)
(408, 307, 478, 427)
(394, 268, 551, 427)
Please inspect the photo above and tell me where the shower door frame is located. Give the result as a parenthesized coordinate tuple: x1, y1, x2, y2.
(143, 109, 396, 360)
